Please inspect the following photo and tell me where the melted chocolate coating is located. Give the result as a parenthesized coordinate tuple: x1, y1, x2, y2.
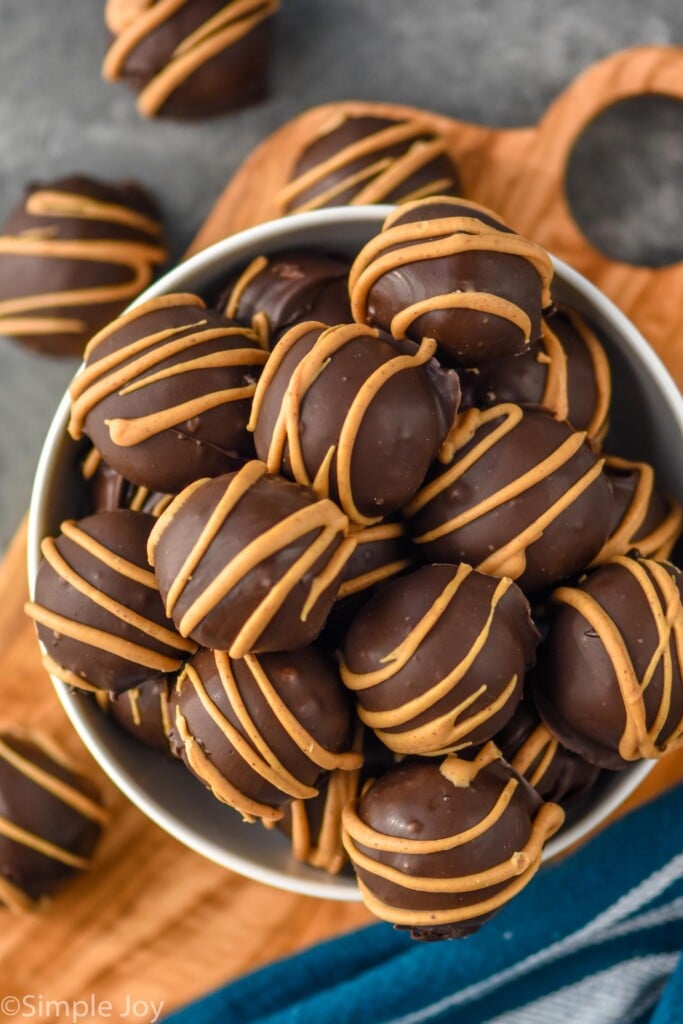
(87, 456, 172, 518)
(103, 0, 277, 120)
(281, 114, 461, 213)
(28, 509, 194, 695)
(341, 563, 538, 755)
(349, 198, 552, 366)
(215, 249, 352, 349)
(595, 456, 683, 564)
(251, 322, 459, 524)
(70, 293, 266, 493)
(108, 676, 173, 754)
(0, 733, 104, 907)
(406, 404, 612, 596)
(168, 646, 357, 820)
(460, 305, 611, 443)
(534, 555, 683, 770)
(150, 464, 351, 655)
(0, 175, 166, 356)
(343, 750, 560, 940)
(495, 696, 601, 807)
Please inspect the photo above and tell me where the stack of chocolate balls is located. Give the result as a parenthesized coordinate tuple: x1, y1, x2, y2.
(27, 197, 683, 940)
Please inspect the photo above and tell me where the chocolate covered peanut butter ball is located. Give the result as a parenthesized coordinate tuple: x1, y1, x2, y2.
(461, 305, 612, 444)
(148, 461, 354, 656)
(108, 676, 173, 754)
(405, 404, 612, 595)
(277, 113, 461, 214)
(341, 563, 538, 756)
(534, 554, 683, 770)
(349, 197, 553, 366)
(0, 732, 106, 910)
(216, 249, 352, 349)
(102, 0, 278, 119)
(68, 292, 268, 494)
(495, 696, 601, 808)
(0, 175, 166, 356)
(342, 744, 563, 940)
(594, 456, 683, 564)
(26, 510, 195, 694)
(250, 321, 459, 525)
(168, 646, 361, 823)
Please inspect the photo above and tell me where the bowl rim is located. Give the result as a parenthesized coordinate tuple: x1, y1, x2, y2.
(28, 204, 678, 900)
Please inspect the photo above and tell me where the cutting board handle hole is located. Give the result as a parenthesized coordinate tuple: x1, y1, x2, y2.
(564, 94, 683, 269)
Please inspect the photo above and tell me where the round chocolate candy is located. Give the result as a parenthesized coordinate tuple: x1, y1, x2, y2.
(26, 510, 195, 695)
(349, 197, 554, 366)
(168, 646, 361, 823)
(460, 305, 612, 444)
(341, 563, 538, 756)
(0, 731, 107, 910)
(405, 403, 612, 595)
(82, 449, 173, 518)
(534, 554, 683, 770)
(215, 249, 352, 350)
(249, 321, 459, 525)
(107, 676, 173, 754)
(68, 292, 268, 493)
(0, 175, 166, 356)
(341, 743, 564, 939)
(148, 461, 354, 656)
(277, 113, 461, 214)
(495, 696, 601, 808)
(102, 0, 278, 119)
(593, 455, 683, 565)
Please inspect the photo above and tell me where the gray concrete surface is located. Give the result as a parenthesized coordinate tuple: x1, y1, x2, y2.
(0, 0, 681, 549)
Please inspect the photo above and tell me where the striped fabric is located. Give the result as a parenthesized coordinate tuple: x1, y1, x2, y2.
(164, 785, 683, 1024)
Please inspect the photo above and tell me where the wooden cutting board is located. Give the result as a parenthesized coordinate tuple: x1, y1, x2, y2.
(2, 44, 683, 1023)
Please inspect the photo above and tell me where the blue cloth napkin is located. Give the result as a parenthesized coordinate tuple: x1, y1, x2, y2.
(164, 783, 683, 1024)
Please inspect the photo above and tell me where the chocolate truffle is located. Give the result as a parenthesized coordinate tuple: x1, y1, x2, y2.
(405, 404, 612, 595)
(249, 321, 459, 525)
(148, 461, 354, 656)
(277, 113, 461, 214)
(102, 0, 278, 119)
(535, 554, 683, 770)
(168, 646, 361, 822)
(593, 455, 683, 564)
(82, 449, 173, 518)
(68, 292, 268, 493)
(108, 676, 173, 754)
(341, 563, 538, 756)
(215, 249, 352, 349)
(0, 731, 107, 910)
(460, 306, 612, 444)
(495, 696, 601, 808)
(0, 175, 166, 356)
(349, 197, 554, 366)
(341, 744, 564, 939)
(26, 510, 195, 694)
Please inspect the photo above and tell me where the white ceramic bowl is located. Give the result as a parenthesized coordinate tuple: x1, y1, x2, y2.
(27, 206, 683, 900)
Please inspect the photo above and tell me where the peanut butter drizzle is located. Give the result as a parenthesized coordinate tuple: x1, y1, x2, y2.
(249, 320, 440, 526)
(341, 566, 519, 754)
(224, 255, 269, 319)
(539, 321, 570, 424)
(342, 747, 564, 928)
(150, 461, 353, 658)
(0, 189, 165, 338)
(510, 724, 560, 789)
(41, 655, 99, 693)
(60, 520, 158, 589)
(349, 199, 553, 340)
(554, 556, 683, 761)
(81, 447, 102, 480)
(290, 765, 361, 874)
(337, 522, 411, 599)
(277, 117, 456, 213)
(0, 875, 34, 913)
(593, 457, 683, 565)
(405, 403, 605, 582)
(103, 0, 279, 118)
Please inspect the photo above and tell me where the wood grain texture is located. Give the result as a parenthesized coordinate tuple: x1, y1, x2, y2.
(4, 44, 683, 1022)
